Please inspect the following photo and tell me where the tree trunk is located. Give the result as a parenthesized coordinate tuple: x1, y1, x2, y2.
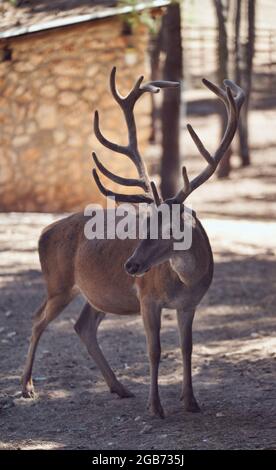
(237, 0, 255, 167)
(160, 3, 183, 199)
(213, 0, 232, 178)
(148, 28, 162, 144)
(234, 0, 242, 85)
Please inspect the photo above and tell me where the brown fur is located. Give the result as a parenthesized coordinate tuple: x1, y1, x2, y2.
(22, 210, 213, 417)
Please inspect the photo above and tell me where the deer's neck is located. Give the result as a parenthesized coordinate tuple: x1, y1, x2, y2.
(169, 220, 213, 288)
(169, 251, 199, 287)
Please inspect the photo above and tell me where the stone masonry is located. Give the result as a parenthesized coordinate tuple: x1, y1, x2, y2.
(0, 18, 151, 211)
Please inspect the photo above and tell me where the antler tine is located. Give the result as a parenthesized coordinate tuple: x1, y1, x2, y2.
(93, 67, 179, 205)
(94, 110, 130, 157)
(92, 169, 153, 204)
(110, 66, 124, 104)
(92, 152, 147, 190)
(181, 166, 190, 194)
(144, 80, 180, 89)
(174, 79, 245, 204)
(211, 84, 242, 165)
(224, 79, 245, 108)
(202, 78, 228, 107)
(186, 124, 214, 165)
(150, 181, 162, 206)
(140, 80, 179, 94)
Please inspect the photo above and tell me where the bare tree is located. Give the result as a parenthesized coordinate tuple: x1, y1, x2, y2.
(160, 2, 183, 198)
(213, 0, 232, 178)
(234, 0, 242, 85)
(214, 0, 256, 175)
(148, 28, 162, 143)
(236, 0, 255, 166)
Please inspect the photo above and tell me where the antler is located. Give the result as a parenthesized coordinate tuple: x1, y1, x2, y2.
(92, 66, 179, 205)
(173, 78, 245, 204)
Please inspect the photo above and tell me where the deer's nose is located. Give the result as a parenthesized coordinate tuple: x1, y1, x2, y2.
(124, 260, 140, 275)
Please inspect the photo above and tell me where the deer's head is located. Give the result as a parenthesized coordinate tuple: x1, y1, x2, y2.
(93, 67, 244, 277)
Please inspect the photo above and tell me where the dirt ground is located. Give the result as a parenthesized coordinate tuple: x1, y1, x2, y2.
(1, 110, 276, 449)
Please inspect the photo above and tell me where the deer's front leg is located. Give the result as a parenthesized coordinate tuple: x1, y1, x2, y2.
(141, 302, 164, 418)
(177, 308, 200, 412)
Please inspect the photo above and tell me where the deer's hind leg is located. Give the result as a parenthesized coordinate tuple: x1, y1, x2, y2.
(74, 302, 134, 398)
(22, 291, 74, 398)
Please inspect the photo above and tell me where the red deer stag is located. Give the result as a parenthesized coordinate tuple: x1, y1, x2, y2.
(22, 67, 244, 418)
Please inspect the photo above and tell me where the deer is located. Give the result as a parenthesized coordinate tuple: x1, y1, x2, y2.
(22, 67, 244, 418)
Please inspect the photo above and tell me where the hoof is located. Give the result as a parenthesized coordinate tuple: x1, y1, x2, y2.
(110, 383, 134, 399)
(22, 386, 37, 399)
(181, 394, 201, 413)
(22, 378, 36, 399)
(147, 400, 165, 419)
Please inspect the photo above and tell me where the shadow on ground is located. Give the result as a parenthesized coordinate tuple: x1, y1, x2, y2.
(0, 250, 275, 450)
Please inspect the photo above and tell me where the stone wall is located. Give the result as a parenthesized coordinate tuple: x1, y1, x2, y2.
(0, 18, 151, 211)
